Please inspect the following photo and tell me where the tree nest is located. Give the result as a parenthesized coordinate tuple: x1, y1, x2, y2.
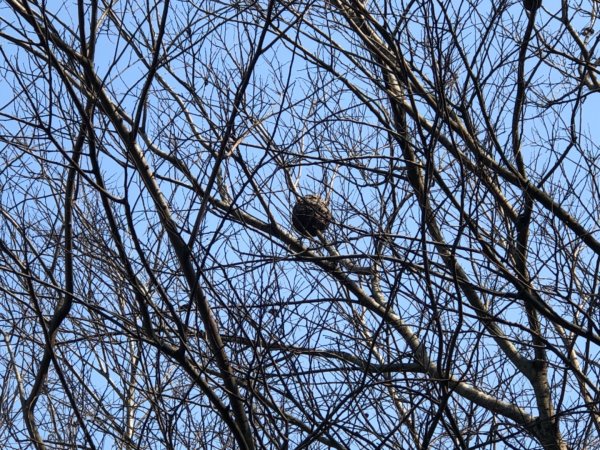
(523, 0, 541, 11)
(292, 195, 332, 237)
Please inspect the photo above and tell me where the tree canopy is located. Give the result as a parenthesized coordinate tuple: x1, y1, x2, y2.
(1, 1, 599, 449)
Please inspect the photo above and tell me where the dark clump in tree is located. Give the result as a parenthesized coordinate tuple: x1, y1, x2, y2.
(292, 195, 332, 236)
(523, 0, 541, 11)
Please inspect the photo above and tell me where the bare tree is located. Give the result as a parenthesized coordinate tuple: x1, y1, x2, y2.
(1, 0, 599, 449)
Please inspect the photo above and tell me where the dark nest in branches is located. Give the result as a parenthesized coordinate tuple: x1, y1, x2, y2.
(523, 0, 541, 11)
(292, 195, 332, 237)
